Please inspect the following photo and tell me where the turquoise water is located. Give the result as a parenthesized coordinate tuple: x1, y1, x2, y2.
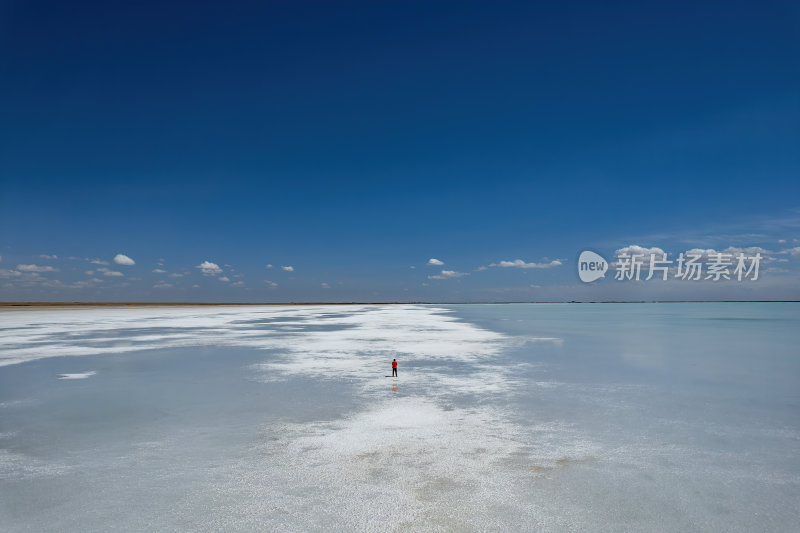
(0, 304, 798, 531)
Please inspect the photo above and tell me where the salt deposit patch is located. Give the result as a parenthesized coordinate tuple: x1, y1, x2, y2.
(1, 304, 600, 530)
(57, 371, 96, 380)
(247, 306, 551, 400)
(0, 305, 349, 366)
(202, 396, 595, 531)
(0, 449, 72, 479)
(0, 307, 560, 396)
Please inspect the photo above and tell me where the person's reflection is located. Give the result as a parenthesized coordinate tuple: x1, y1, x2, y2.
(392, 384, 398, 393)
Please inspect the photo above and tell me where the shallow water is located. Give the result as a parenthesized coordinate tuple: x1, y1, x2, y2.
(0, 304, 798, 531)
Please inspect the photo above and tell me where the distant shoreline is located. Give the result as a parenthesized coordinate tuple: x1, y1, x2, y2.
(1, 301, 798, 307)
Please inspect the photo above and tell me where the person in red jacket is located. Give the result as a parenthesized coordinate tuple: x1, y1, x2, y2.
(391, 359, 398, 377)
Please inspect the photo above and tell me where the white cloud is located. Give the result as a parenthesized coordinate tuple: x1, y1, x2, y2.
(52, 280, 89, 289)
(85, 270, 95, 275)
(1, 268, 52, 285)
(530, 284, 541, 288)
(218, 276, 231, 282)
(475, 266, 487, 271)
(39, 254, 57, 260)
(91, 266, 122, 277)
(683, 246, 777, 264)
(264, 280, 278, 288)
(617, 245, 776, 263)
(615, 245, 666, 258)
(154, 282, 173, 289)
(281, 266, 294, 272)
(428, 270, 469, 279)
(681, 248, 716, 258)
(409, 265, 415, 269)
(265, 264, 273, 268)
(39, 279, 74, 289)
(231, 281, 245, 287)
(765, 267, 790, 274)
(152, 268, 167, 273)
(196, 261, 223, 276)
(16, 264, 59, 272)
(192, 284, 200, 288)
(778, 239, 787, 244)
(427, 258, 444, 266)
(782, 246, 800, 256)
(321, 282, 331, 288)
(168, 273, 183, 278)
(114, 253, 135, 266)
(725, 246, 773, 257)
(88, 258, 109, 265)
(489, 259, 562, 269)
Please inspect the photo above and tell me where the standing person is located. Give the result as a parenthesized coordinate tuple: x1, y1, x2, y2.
(391, 358, 398, 377)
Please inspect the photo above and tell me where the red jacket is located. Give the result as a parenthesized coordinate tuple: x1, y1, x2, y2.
(392, 361, 397, 369)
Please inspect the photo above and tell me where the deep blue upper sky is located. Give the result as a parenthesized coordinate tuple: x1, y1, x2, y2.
(1, 1, 799, 301)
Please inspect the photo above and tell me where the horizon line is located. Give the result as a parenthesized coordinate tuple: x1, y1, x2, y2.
(2, 300, 799, 307)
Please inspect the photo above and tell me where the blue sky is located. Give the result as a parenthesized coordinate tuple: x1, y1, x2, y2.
(1, 1, 799, 302)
